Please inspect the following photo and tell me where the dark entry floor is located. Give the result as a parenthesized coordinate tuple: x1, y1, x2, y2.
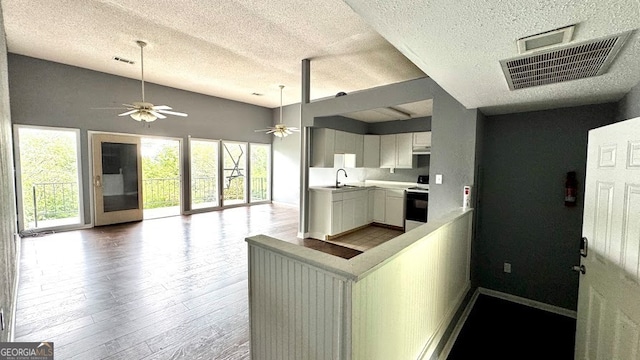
(447, 294, 577, 359)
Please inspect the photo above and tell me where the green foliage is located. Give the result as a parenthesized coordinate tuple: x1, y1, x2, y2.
(18, 128, 80, 227)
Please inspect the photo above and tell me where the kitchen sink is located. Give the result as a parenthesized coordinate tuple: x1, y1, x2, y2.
(323, 185, 359, 189)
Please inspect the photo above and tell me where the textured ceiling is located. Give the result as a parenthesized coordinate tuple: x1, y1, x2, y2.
(0, 0, 425, 108)
(344, 0, 640, 115)
(3, 1, 639, 115)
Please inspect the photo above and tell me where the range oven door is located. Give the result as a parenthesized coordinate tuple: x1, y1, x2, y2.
(405, 191, 428, 223)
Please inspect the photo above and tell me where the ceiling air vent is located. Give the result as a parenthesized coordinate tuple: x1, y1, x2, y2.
(112, 56, 135, 65)
(500, 31, 631, 90)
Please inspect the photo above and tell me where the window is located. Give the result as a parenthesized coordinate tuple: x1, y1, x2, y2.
(190, 139, 219, 209)
(222, 141, 247, 205)
(250, 143, 270, 202)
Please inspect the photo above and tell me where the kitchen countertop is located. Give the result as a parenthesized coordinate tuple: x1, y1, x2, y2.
(309, 180, 429, 193)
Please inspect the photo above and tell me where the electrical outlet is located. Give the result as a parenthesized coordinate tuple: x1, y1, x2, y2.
(503, 262, 512, 273)
(435, 174, 443, 184)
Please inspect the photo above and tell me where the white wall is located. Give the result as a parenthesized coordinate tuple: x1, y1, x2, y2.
(272, 103, 301, 206)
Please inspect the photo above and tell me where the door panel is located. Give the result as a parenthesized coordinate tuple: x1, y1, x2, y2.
(93, 134, 143, 226)
(575, 117, 640, 359)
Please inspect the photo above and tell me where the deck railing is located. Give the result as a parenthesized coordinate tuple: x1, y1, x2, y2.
(28, 177, 269, 227)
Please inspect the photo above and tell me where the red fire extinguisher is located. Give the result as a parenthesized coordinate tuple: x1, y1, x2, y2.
(565, 171, 577, 207)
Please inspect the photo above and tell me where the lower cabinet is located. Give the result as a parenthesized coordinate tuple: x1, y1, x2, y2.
(310, 187, 405, 240)
(385, 189, 405, 228)
(309, 189, 368, 239)
(371, 189, 405, 228)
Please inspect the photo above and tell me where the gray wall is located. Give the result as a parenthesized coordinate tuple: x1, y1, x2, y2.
(616, 81, 640, 121)
(314, 115, 431, 134)
(0, 2, 19, 341)
(368, 116, 431, 134)
(272, 103, 301, 206)
(428, 87, 479, 221)
(475, 103, 616, 310)
(9, 55, 273, 223)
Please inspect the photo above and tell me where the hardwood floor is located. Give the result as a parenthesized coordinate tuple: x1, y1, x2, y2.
(15, 204, 360, 359)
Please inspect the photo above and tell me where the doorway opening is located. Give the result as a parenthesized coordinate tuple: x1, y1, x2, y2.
(141, 137, 181, 219)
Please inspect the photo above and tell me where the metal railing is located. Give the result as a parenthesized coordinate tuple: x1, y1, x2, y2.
(142, 177, 181, 209)
(31, 182, 79, 228)
(28, 177, 269, 227)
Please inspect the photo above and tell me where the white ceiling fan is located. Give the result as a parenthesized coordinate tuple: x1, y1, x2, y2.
(255, 85, 299, 138)
(116, 40, 188, 123)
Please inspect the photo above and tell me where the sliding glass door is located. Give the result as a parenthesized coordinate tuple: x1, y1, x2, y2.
(222, 141, 247, 206)
(15, 126, 83, 231)
(250, 143, 270, 202)
(190, 139, 219, 209)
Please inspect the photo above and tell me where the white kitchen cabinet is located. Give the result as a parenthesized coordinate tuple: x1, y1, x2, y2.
(367, 189, 375, 223)
(385, 189, 405, 228)
(353, 133, 364, 167)
(363, 135, 380, 168)
(373, 189, 386, 223)
(413, 131, 432, 147)
(380, 133, 414, 169)
(334, 130, 348, 154)
(311, 128, 336, 167)
(379, 135, 396, 168)
(309, 188, 369, 239)
(395, 133, 414, 168)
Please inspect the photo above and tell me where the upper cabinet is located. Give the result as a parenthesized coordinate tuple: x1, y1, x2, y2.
(312, 128, 336, 168)
(380, 133, 414, 169)
(363, 135, 380, 168)
(312, 128, 364, 168)
(413, 132, 431, 147)
(312, 128, 427, 169)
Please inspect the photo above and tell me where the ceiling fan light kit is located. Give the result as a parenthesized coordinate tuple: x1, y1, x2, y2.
(117, 40, 188, 123)
(255, 85, 299, 139)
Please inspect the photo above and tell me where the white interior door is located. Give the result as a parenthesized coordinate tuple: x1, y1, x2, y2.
(92, 133, 143, 226)
(575, 117, 640, 359)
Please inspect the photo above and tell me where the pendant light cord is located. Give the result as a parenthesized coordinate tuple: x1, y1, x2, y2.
(137, 40, 147, 102)
(279, 85, 284, 124)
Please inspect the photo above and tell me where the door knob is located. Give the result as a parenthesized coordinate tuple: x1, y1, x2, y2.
(572, 265, 586, 274)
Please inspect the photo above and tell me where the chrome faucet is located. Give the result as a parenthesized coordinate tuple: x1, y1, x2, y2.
(336, 168, 348, 188)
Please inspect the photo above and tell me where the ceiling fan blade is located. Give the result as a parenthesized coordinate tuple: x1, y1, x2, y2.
(254, 128, 274, 132)
(285, 129, 293, 134)
(157, 109, 188, 117)
(118, 109, 139, 117)
(148, 110, 167, 119)
(91, 107, 128, 110)
(266, 129, 278, 134)
(122, 103, 139, 108)
(152, 105, 172, 110)
(288, 127, 300, 131)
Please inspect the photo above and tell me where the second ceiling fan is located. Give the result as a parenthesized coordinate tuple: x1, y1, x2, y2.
(117, 40, 188, 123)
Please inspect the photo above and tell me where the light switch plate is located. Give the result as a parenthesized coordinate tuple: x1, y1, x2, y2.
(435, 174, 443, 184)
(503, 262, 512, 273)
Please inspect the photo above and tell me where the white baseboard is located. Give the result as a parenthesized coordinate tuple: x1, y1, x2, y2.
(478, 287, 577, 319)
(420, 283, 471, 360)
(439, 288, 480, 360)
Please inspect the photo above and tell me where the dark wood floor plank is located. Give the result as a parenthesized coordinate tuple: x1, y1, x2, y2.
(16, 204, 362, 360)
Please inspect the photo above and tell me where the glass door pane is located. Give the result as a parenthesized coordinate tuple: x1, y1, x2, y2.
(101, 142, 139, 212)
(92, 134, 143, 226)
(250, 143, 270, 202)
(16, 126, 82, 230)
(222, 141, 247, 206)
(190, 139, 219, 209)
